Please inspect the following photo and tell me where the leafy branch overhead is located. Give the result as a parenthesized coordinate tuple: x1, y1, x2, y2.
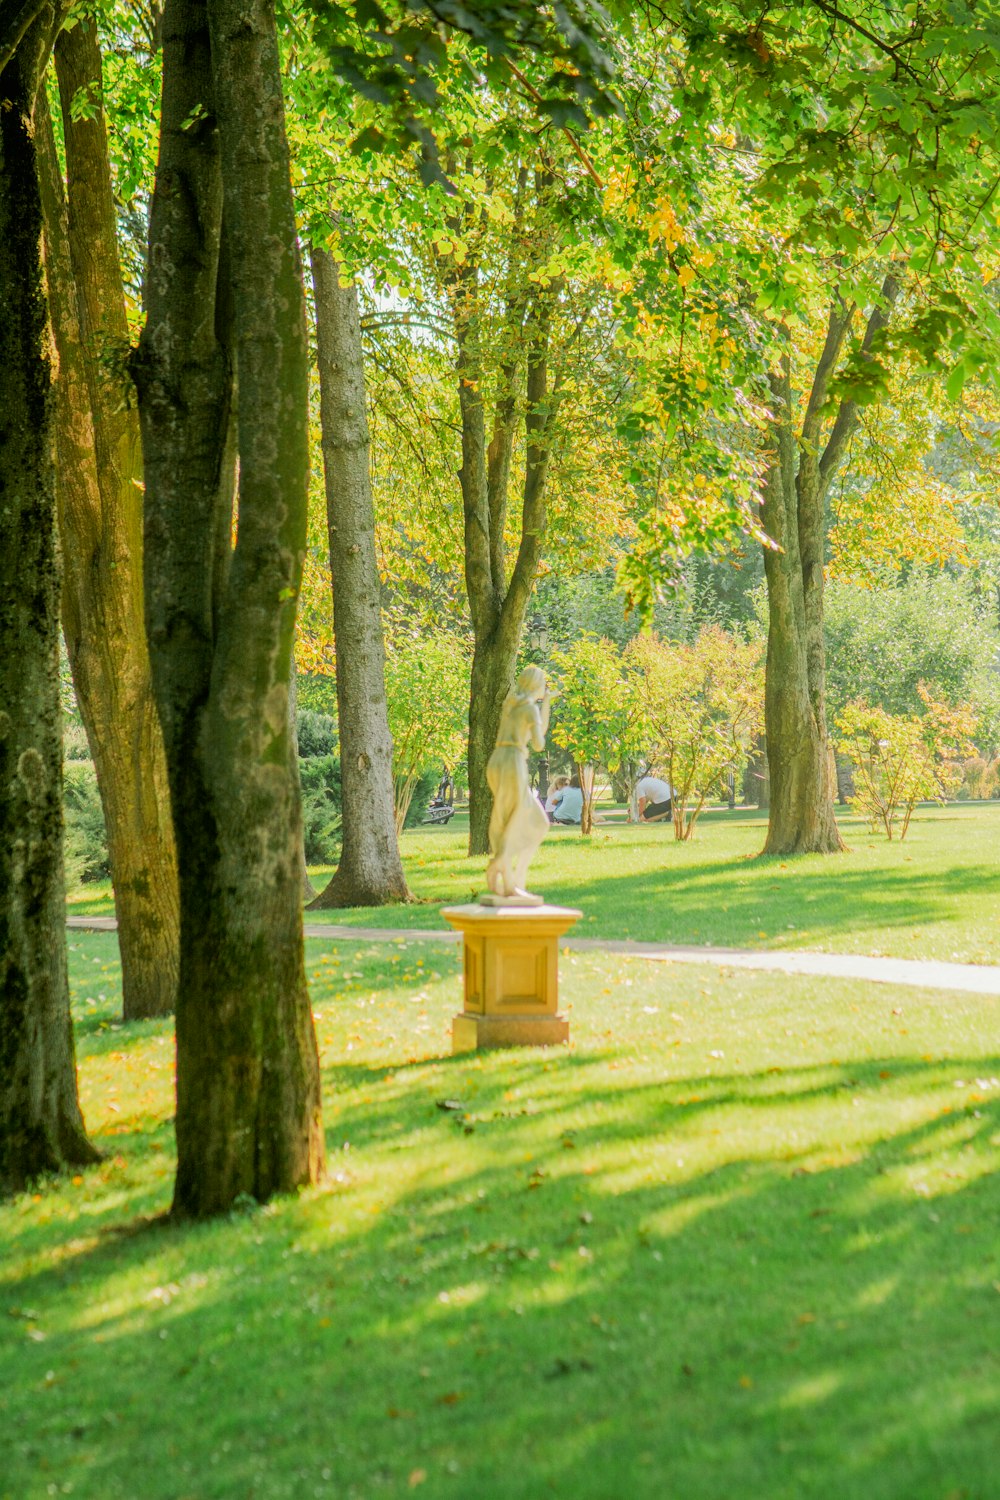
(303, 0, 620, 179)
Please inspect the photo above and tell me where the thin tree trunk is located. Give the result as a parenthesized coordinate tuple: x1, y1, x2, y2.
(0, 6, 99, 1192)
(577, 761, 595, 835)
(760, 283, 896, 856)
(467, 626, 523, 856)
(35, 23, 180, 1021)
(307, 246, 409, 909)
(454, 270, 559, 858)
(288, 662, 317, 901)
(134, 0, 323, 1217)
(760, 372, 843, 854)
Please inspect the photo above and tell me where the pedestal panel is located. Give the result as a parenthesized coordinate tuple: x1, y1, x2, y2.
(441, 903, 581, 1053)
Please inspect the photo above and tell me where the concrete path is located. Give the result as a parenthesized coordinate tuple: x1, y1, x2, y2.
(66, 914, 1000, 997)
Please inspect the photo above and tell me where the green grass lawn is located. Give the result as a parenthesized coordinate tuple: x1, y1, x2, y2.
(69, 800, 1000, 964)
(2, 932, 998, 1499)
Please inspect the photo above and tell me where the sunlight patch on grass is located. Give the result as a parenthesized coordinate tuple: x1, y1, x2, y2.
(3, 932, 999, 1500)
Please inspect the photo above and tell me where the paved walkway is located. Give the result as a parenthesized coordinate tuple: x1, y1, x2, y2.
(66, 915, 1000, 997)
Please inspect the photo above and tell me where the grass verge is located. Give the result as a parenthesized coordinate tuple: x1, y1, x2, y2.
(2, 932, 998, 1499)
(70, 802, 1000, 964)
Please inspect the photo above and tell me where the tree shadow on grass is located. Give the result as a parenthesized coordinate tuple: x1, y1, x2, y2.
(4, 1050, 999, 1500)
(540, 858, 1000, 951)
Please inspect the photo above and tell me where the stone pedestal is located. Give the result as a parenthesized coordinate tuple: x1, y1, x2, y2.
(440, 903, 582, 1053)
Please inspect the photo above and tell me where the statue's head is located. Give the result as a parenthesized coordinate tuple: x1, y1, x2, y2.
(516, 665, 546, 701)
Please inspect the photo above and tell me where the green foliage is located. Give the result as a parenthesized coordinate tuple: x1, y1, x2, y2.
(63, 721, 91, 761)
(385, 625, 469, 831)
(298, 755, 343, 864)
(627, 626, 764, 839)
(63, 762, 110, 887)
(402, 766, 440, 829)
(957, 756, 1000, 801)
(549, 634, 640, 832)
(836, 685, 978, 841)
(296, 708, 337, 758)
(295, 670, 339, 719)
(824, 571, 1000, 746)
(303, 0, 618, 187)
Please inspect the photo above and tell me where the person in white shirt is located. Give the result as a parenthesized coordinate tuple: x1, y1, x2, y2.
(551, 776, 584, 825)
(635, 773, 673, 822)
(544, 775, 570, 818)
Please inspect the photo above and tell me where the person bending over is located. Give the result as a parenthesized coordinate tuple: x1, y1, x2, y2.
(635, 773, 673, 823)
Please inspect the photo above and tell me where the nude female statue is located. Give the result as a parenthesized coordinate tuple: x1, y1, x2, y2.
(484, 666, 553, 903)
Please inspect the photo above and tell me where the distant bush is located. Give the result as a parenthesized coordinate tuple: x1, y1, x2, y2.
(63, 722, 91, 761)
(957, 756, 1000, 801)
(63, 762, 110, 885)
(403, 768, 440, 830)
(299, 755, 341, 864)
(297, 710, 337, 758)
(836, 685, 978, 841)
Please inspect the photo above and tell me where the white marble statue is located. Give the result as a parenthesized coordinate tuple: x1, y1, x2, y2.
(483, 666, 553, 906)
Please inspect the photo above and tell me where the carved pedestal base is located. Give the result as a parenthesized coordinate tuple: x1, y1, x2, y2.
(440, 903, 582, 1053)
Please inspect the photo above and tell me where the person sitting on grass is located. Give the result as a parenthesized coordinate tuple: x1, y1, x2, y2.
(635, 772, 673, 823)
(550, 773, 583, 825)
(544, 775, 570, 819)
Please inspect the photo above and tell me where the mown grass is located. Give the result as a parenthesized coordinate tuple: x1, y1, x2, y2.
(2, 932, 999, 1499)
(69, 801, 1000, 965)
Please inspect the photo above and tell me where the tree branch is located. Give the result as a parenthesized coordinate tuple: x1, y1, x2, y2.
(807, 0, 922, 84)
(819, 270, 900, 488)
(0, 0, 48, 75)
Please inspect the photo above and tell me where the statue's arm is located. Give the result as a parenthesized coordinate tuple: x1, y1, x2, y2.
(537, 687, 552, 741)
(530, 697, 548, 753)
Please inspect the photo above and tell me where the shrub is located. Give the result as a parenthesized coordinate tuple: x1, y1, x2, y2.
(402, 768, 440, 830)
(836, 685, 978, 840)
(63, 722, 91, 761)
(297, 709, 337, 758)
(550, 635, 641, 835)
(63, 762, 110, 886)
(626, 626, 765, 840)
(958, 756, 1000, 801)
(298, 755, 342, 865)
(385, 627, 469, 832)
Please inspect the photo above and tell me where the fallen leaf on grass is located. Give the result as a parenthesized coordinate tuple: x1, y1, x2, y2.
(409, 1470, 427, 1488)
(435, 1392, 464, 1405)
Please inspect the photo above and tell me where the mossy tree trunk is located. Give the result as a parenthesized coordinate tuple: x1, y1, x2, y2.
(133, 0, 324, 1217)
(761, 282, 896, 857)
(0, 2, 99, 1193)
(307, 246, 409, 909)
(36, 19, 180, 1021)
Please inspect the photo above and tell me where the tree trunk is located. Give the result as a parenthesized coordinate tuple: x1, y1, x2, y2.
(452, 269, 558, 857)
(467, 624, 523, 857)
(134, 0, 323, 1217)
(0, 8, 99, 1193)
(36, 22, 180, 1021)
(577, 761, 595, 836)
(760, 385, 844, 854)
(307, 246, 409, 909)
(288, 662, 317, 901)
(760, 284, 896, 856)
